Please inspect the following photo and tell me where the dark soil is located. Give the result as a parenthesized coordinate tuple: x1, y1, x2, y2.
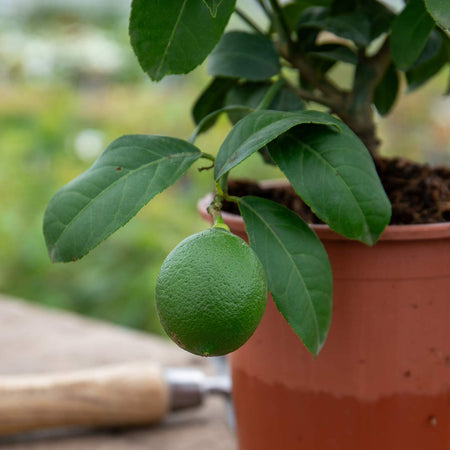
(223, 158, 450, 225)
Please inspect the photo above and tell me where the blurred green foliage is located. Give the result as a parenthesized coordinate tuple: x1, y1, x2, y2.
(0, 5, 448, 335)
(0, 8, 280, 334)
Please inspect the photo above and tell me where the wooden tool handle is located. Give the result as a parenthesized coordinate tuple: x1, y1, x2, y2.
(0, 362, 170, 436)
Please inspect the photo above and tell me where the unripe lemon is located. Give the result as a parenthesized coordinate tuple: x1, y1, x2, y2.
(155, 227, 267, 356)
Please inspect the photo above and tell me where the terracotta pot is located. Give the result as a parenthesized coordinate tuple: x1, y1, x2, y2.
(198, 192, 450, 450)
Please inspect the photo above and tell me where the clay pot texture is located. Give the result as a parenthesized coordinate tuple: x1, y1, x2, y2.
(198, 193, 450, 450)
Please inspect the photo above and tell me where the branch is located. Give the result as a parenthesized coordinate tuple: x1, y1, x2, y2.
(255, 0, 271, 20)
(365, 37, 392, 96)
(279, 44, 345, 102)
(235, 7, 266, 36)
(284, 79, 342, 110)
(268, 0, 293, 48)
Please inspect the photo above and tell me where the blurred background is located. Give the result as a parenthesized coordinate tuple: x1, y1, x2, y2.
(0, 0, 448, 337)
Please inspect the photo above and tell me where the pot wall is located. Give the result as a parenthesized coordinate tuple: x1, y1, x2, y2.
(198, 195, 450, 450)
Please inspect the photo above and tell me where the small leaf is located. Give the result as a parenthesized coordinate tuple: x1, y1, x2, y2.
(268, 114, 391, 245)
(44, 135, 202, 262)
(425, 0, 450, 30)
(207, 31, 281, 81)
(225, 81, 305, 124)
(308, 43, 357, 65)
(296, 7, 330, 51)
(373, 62, 400, 116)
(202, 0, 224, 17)
(214, 110, 340, 179)
(361, 0, 396, 41)
(390, 0, 435, 70)
(239, 196, 332, 356)
(298, 11, 371, 47)
(406, 31, 450, 90)
(129, 0, 235, 81)
(192, 77, 238, 130)
(410, 29, 444, 68)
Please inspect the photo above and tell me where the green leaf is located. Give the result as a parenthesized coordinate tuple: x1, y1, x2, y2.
(207, 31, 281, 81)
(296, 7, 330, 52)
(425, 0, 450, 30)
(268, 113, 391, 245)
(214, 110, 340, 179)
(239, 196, 332, 356)
(225, 81, 305, 124)
(298, 11, 371, 47)
(308, 43, 357, 64)
(192, 77, 238, 131)
(390, 0, 435, 70)
(410, 29, 444, 68)
(202, 0, 224, 17)
(329, 0, 355, 15)
(361, 0, 396, 41)
(277, 1, 331, 34)
(373, 62, 400, 116)
(189, 105, 254, 142)
(44, 135, 202, 262)
(406, 31, 450, 90)
(330, 0, 395, 40)
(129, 0, 235, 81)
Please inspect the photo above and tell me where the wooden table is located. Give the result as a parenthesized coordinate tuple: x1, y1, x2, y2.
(0, 295, 237, 449)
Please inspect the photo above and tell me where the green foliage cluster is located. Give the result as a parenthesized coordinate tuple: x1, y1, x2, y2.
(43, 0, 449, 355)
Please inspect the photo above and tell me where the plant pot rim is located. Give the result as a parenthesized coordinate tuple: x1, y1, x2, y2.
(197, 188, 450, 242)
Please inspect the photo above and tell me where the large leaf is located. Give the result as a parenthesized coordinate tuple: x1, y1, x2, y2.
(214, 110, 339, 179)
(44, 135, 202, 262)
(207, 31, 281, 81)
(373, 62, 400, 116)
(239, 196, 332, 356)
(129, 0, 235, 81)
(268, 113, 391, 245)
(202, 0, 224, 17)
(390, 0, 435, 70)
(425, 0, 450, 30)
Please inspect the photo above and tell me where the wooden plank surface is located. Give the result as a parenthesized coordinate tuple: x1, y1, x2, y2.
(0, 295, 236, 449)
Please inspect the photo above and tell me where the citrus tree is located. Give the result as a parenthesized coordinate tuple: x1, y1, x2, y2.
(43, 0, 450, 356)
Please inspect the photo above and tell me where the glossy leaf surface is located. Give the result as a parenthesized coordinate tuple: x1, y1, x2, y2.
(44, 135, 201, 262)
(268, 114, 391, 245)
(129, 0, 235, 81)
(214, 110, 338, 179)
(239, 196, 332, 356)
(202, 0, 224, 17)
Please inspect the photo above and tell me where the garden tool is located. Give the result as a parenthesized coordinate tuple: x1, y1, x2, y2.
(0, 360, 231, 436)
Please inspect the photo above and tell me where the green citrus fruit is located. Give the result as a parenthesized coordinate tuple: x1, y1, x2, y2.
(155, 227, 267, 356)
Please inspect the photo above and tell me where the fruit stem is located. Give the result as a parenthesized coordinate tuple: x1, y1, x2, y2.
(207, 194, 230, 232)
